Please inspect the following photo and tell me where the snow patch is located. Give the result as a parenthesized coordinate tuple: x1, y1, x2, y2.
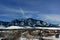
(6, 26, 24, 29)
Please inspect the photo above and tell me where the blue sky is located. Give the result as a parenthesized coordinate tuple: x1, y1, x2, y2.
(0, 0, 60, 24)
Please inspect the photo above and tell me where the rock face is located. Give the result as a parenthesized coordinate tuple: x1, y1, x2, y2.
(0, 18, 57, 27)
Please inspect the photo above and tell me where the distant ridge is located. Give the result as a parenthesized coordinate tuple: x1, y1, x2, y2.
(0, 18, 57, 27)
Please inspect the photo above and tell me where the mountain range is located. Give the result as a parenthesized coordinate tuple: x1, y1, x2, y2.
(0, 18, 58, 27)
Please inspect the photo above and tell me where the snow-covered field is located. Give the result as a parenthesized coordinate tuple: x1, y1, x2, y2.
(0, 26, 60, 40)
(18, 37, 39, 40)
(0, 26, 60, 30)
(43, 36, 60, 40)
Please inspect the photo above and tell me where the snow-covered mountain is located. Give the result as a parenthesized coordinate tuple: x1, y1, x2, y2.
(0, 18, 57, 27)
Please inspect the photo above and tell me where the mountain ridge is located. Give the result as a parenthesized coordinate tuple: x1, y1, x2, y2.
(0, 18, 57, 27)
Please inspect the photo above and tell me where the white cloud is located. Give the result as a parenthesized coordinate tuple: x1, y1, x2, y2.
(44, 14, 60, 21)
(0, 5, 39, 14)
(0, 5, 40, 18)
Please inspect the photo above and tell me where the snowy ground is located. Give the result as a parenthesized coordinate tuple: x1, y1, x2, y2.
(0, 37, 3, 40)
(0, 26, 60, 40)
(0, 26, 60, 30)
(18, 37, 39, 40)
(43, 37, 60, 40)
